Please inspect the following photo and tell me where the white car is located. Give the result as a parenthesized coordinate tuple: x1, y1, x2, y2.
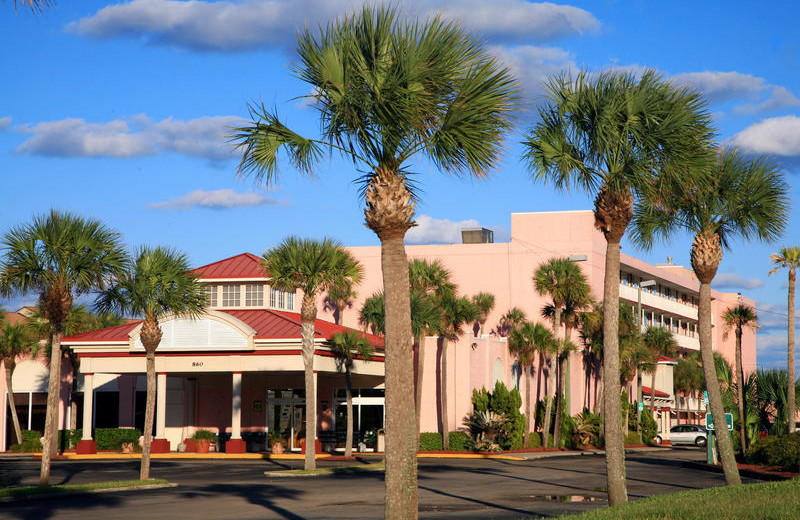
(655, 424, 707, 446)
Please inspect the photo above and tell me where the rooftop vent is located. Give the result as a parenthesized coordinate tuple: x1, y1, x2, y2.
(461, 227, 494, 244)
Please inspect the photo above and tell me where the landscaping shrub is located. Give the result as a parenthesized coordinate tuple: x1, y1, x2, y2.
(624, 431, 643, 446)
(572, 410, 602, 447)
(526, 430, 541, 449)
(448, 431, 470, 451)
(95, 428, 142, 451)
(640, 411, 658, 446)
(467, 383, 525, 450)
(747, 432, 800, 471)
(59, 429, 83, 451)
(418, 432, 443, 451)
(10, 430, 42, 452)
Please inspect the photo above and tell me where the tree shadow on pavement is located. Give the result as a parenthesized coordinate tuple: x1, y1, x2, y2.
(183, 483, 308, 520)
(0, 491, 124, 520)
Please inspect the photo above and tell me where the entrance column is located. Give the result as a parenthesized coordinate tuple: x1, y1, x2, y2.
(226, 372, 246, 453)
(76, 373, 97, 454)
(151, 372, 170, 453)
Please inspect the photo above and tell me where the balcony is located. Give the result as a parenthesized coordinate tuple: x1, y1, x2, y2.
(619, 283, 698, 320)
(674, 334, 700, 352)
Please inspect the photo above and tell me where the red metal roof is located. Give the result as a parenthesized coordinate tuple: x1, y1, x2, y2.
(192, 253, 266, 279)
(658, 356, 678, 363)
(62, 309, 384, 348)
(642, 386, 671, 398)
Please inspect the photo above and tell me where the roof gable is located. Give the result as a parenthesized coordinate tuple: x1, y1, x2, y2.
(192, 253, 266, 280)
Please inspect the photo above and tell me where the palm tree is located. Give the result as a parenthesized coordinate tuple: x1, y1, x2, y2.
(471, 292, 496, 337)
(6, 0, 50, 10)
(633, 149, 789, 486)
(0, 321, 36, 445)
(232, 8, 518, 515)
(96, 247, 205, 479)
(357, 289, 439, 434)
(524, 70, 714, 505)
(436, 293, 478, 449)
(641, 327, 678, 414)
(0, 210, 126, 485)
(674, 353, 705, 422)
(769, 247, 800, 434)
(330, 331, 374, 457)
(534, 258, 591, 448)
(494, 307, 527, 337)
(508, 321, 553, 447)
(324, 279, 357, 325)
(263, 237, 362, 471)
(722, 304, 759, 450)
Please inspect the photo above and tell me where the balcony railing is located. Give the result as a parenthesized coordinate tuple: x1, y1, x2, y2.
(619, 283, 698, 320)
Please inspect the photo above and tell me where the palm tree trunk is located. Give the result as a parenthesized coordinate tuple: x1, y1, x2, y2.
(441, 339, 450, 450)
(345, 368, 354, 458)
(5, 364, 23, 445)
(650, 372, 657, 412)
(414, 337, 424, 436)
(301, 295, 317, 471)
(542, 351, 556, 449)
(735, 328, 747, 452)
(379, 232, 417, 520)
(554, 353, 567, 448)
(140, 349, 156, 480)
(525, 368, 532, 447)
(39, 327, 63, 486)
(602, 235, 627, 505)
(788, 268, 796, 434)
(698, 281, 741, 485)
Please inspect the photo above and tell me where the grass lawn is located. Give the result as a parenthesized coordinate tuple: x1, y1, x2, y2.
(0, 479, 170, 499)
(564, 478, 800, 520)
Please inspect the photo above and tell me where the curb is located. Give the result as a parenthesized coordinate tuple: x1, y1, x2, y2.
(0, 482, 178, 503)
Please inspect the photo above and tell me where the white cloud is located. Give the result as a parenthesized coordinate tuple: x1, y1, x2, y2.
(16, 115, 243, 160)
(711, 272, 764, 290)
(756, 332, 788, 369)
(68, 0, 599, 52)
(727, 115, 800, 157)
(669, 71, 800, 114)
(0, 116, 11, 130)
(149, 189, 279, 209)
(406, 215, 480, 245)
(489, 45, 576, 105)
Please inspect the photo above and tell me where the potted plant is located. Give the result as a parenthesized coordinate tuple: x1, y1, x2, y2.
(269, 429, 286, 454)
(192, 429, 218, 453)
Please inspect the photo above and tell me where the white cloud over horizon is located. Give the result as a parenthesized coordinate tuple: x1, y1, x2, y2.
(68, 0, 600, 53)
(712, 272, 764, 290)
(406, 215, 480, 245)
(669, 71, 800, 114)
(727, 115, 800, 158)
(149, 188, 281, 210)
(15, 115, 243, 161)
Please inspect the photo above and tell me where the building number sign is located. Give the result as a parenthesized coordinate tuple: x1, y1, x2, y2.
(192, 361, 204, 368)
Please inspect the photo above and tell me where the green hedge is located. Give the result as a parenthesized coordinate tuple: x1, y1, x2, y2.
(95, 428, 142, 451)
(747, 432, 800, 471)
(10, 430, 42, 452)
(448, 431, 470, 451)
(59, 429, 83, 451)
(419, 432, 443, 451)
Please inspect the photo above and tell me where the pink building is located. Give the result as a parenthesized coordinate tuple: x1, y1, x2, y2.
(0, 210, 755, 451)
(337, 210, 755, 440)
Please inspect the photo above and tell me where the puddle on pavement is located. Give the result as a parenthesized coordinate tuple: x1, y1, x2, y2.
(530, 495, 605, 502)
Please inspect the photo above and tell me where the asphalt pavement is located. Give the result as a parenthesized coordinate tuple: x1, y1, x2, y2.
(0, 447, 749, 520)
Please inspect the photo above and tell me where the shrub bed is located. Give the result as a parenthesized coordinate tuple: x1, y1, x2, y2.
(746, 432, 800, 471)
(95, 428, 142, 451)
(10, 430, 42, 452)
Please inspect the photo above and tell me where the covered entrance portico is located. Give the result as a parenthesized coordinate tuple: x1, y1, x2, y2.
(64, 310, 384, 454)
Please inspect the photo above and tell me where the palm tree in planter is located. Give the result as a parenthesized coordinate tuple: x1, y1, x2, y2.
(435, 293, 478, 449)
(0, 320, 36, 446)
(722, 304, 759, 450)
(232, 7, 518, 515)
(263, 237, 363, 471)
(471, 292, 496, 337)
(96, 247, 205, 479)
(633, 149, 789, 486)
(0, 210, 126, 485)
(508, 321, 554, 447)
(330, 331, 374, 457)
(769, 247, 800, 434)
(524, 71, 715, 504)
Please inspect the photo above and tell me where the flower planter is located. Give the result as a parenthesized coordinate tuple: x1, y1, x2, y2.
(195, 439, 211, 453)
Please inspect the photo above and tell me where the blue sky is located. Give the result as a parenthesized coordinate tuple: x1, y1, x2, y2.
(1, 0, 799, 368)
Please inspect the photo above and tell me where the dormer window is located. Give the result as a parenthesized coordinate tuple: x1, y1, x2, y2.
(246, 284, 264, 306)
(201, 282, 293, 311)
(270, 287, 295, 310)
(222, 284, 241, 307)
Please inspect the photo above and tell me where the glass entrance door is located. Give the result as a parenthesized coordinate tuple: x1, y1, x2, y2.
(266, 389, 306, 451)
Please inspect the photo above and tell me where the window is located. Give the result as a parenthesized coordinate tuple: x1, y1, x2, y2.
(222, 284, 241, 307)
(269, 287, 295, 310)
(245, 284, 264, 307)
(205, 284, 217, 307)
